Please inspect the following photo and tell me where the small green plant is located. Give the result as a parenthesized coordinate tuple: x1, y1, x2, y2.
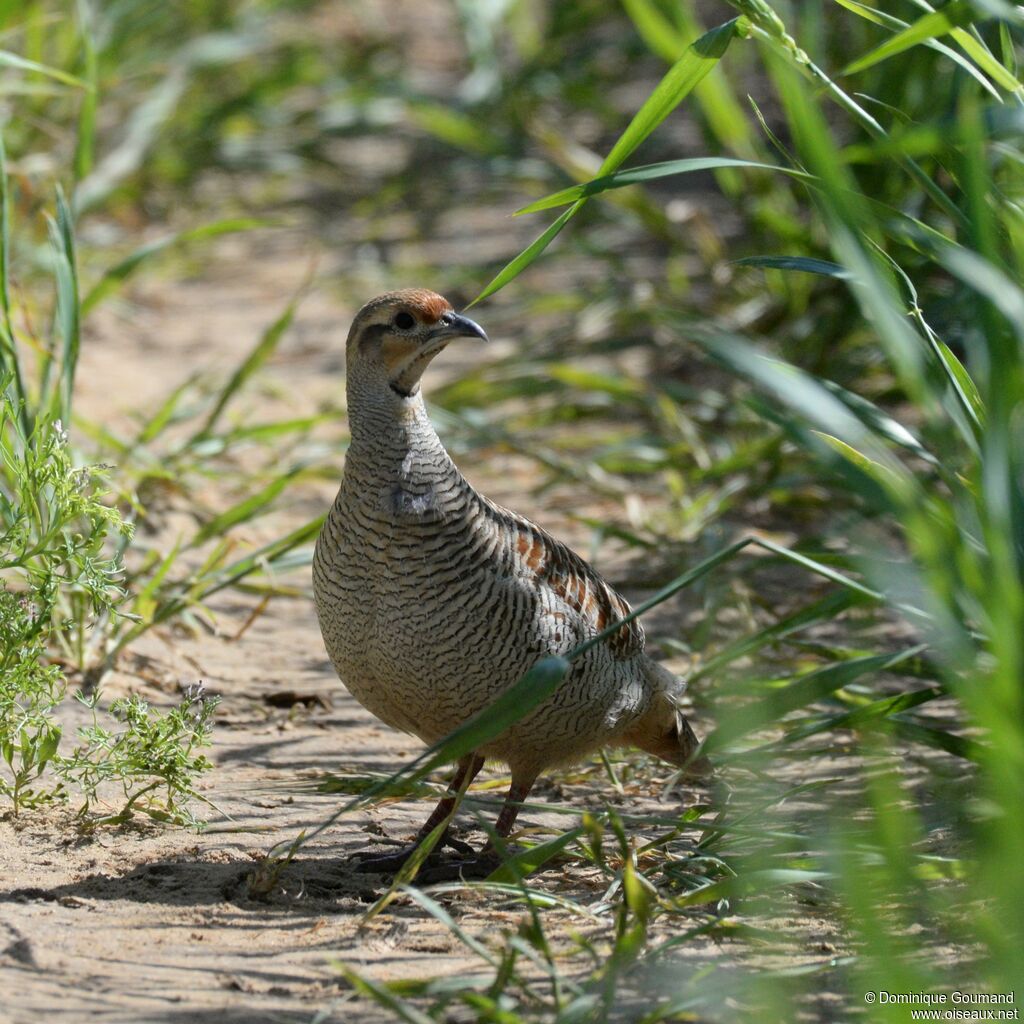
(58, 686, 220, 828)
(0, 589, 67, 813)
(0, 384, 221, 825)
(0, 380, 128, 813)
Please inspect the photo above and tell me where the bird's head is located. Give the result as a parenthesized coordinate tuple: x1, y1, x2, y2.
(345, 289, 487, 399)
(624, 693, 714, 782)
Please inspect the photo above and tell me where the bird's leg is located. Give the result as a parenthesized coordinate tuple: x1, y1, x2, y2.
(352, 754, 485, 873)
(490, 774, 536, 843)
(415, 772, 539, 883)
(411, 753, 486, 854)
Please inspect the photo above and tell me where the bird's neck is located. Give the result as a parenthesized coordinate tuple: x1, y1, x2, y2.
(344, 383, 453, 488)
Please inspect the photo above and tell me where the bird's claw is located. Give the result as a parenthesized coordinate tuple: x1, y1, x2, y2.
(444, 834, 476, 856)
(350, 832, 481, 874)
(350, 845, 424, 874)
(350, 842, 500, 882)
(413, 850, 501, 884)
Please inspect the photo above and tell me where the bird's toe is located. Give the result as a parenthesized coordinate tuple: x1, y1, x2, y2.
(350, 844, 425, 874)
(415, 850, 501, 884)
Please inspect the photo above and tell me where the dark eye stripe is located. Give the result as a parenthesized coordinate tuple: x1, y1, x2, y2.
(359, 323, 389, 344)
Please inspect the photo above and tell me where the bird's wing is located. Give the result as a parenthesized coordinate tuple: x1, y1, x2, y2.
(484, 499, 645, 660)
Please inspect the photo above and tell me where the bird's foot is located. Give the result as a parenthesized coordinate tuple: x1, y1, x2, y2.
(351, 842, 501, 882)
(414, 848, 501, 884)
(443, 834, 476, 856)
(350, 832, 477, 874)
(350, 844, 425, 874)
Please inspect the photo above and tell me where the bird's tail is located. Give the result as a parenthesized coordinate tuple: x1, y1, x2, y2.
(622, 659, 713, 779)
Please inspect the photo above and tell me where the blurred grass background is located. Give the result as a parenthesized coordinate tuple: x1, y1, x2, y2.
(1, 0, 1022, 1020)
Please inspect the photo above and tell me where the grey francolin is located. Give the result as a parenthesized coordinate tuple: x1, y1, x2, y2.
(313, 289, 709, 873)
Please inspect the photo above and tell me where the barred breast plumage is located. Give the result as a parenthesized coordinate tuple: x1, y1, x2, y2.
(313, 289, 708, 873)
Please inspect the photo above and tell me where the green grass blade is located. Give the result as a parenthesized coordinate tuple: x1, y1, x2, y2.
(72, 62, 188, 215)
(486, 826, 586, 882)
(704, 646, 927, 753)
(471, 18, 744, 304)
(469, 201, 582, 307)
(135, 374, 201, 445)
(130, 540, 184, 625)
(515, 158, 811, 215)
(0, 132, 27, 432)
(0, 132, 13, 341)
(570, 538, 753, 659)
(869, 239, 984, 441)
(674, 868, 834, 909)
(400, 887, 499, 964)
(598, 18, 744, 176)
(72, 0, 99, 183)
(0, 49, 90, 89)
(690, 590, 859, 683)
(406, 101, 502, 155)
(832, 0, 914, 29)
(626, 0, 763, 174)
(750, 537, 885, 602)
(999, 22, 1018, 75)
(46, 188, 81, 424)
(361, 817, 453, 921)
(213, 414, 332, 445)
(428, 880, 601, 917)
(736, 255, 848, 277)
(622, 0, 688, 61)
(188, 468, 304, 548)
(760, 686, 961, 751)
(934, 243, 1024, 351)
(332, 965, 434, 1024)
(813, 433, 905, 491)
(695, 330, 898, 474)
(950, 19, 1024, 92)
(757, 17, 964, 224)
(832, 0, 1007, 96)
(948, 26, 1022, 93)
(841, 1, 974, 77)
(194, 515, 324, 599)
(887, 718, 982, 760)
(935, 339, 984, 423)
(819, 378, 939, 466)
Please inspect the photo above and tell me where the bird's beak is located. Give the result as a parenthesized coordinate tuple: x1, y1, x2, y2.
(430, 312, 488, 344)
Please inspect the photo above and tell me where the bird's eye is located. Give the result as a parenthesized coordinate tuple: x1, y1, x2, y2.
(394, 311, 415, 329)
